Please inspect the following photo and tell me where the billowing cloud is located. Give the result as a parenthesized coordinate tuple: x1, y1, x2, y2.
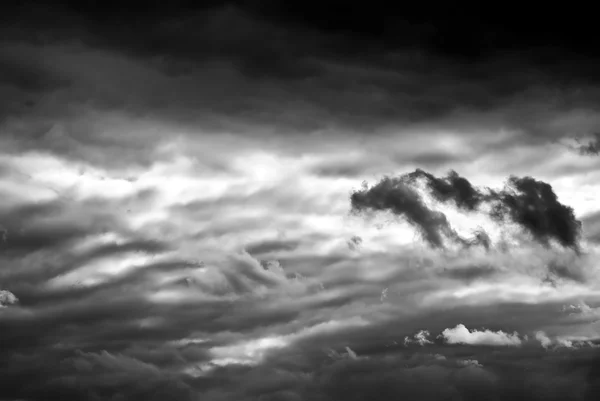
(404, 330, 434, 346)
(352, 169, 583, 251)
(405, 169, 485, 211)
(0, 290, 18, 307)
(490, 176, 582, 250)
(350, 177, 459, 248)
(535, 331, 553, 349)
(441, 324, 523, 346)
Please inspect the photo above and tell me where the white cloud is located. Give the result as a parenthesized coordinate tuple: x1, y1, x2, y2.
(345, 346, 358, 360)
(536, 330, 599, 350)
(0, 290, 18, 307)
(441, 324, 522, 346)
(404, 330, 433, 346)
(535, 331, 552, 349)
(457, 359, 483, 368)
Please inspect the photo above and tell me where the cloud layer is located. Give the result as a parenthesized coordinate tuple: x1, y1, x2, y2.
(1, 3, 600, 401)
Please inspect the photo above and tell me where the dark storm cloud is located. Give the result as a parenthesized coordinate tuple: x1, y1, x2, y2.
(1, 3, 600, 171)
(353, 170, 583, 251)
(490, 176, 582, 250)
(405, 169, 485, 211)
(2, 4, 600, 401)
(350, 177, 458, 248)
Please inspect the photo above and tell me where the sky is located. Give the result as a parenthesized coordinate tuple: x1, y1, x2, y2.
(2, 2, 600, 400)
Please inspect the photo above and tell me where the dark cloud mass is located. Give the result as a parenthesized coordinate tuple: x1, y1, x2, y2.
(1, 2, 600, 400)
(405, 169, 485, 211)
(491, 176, 582, 250)
(352, 169, 583, 251)
(350, 177, 458, 248)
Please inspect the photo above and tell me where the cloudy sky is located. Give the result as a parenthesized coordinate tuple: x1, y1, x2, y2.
(2, 2, 600, 400)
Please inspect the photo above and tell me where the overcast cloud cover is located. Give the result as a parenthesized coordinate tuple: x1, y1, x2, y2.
(2, 2, 600, 400)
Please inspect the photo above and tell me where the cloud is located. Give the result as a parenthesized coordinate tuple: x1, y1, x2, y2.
(345, 346, 358, 360)
(0, 290, 18, 307)
(441, 324, 523, 346)
(490, 176, 582, 250)
(350, 177, 458, 248)
(405, 168, 485, 211)
(380, 287, 388, 302)
(581, 210, 600, 243)
(457, 359, 483, 368)
(245, 238, 301, 255)
(572, 133, 600, 156)
(352, 169, 583, 251)
(438, 263, 498, 282)
(404, 330, 433, 346)
(347, 235, 363, 251)
(1, 4, 600, 401)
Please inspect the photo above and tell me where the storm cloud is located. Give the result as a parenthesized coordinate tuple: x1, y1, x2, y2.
(1, 2, 600, 400)
(352, 169, 583, 251)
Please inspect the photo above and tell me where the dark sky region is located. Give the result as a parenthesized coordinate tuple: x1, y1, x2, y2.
(2, 2, 600, 400)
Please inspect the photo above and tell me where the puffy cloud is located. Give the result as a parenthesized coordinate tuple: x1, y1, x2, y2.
(490, 176, 582, 251)
(0, 289, 18, 307)
(347, 235, 363, 251)
(535, 331, 553, 349)
(457, 359, 483, 368)
(404, 330, 433, 346)
(442, 324, 523, 347)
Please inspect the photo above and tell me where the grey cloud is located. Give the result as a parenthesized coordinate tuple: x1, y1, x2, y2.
(2, 5, 600, 172)
(545, 255, 588, 284)
(1, 237, 598, 401)
(350, 176, 458, 248)
(573, 133, 600, 156)
(439, 263, 498, 282)
(0, 198, 118, 258)
(347, 235, 362, 251)
(245, 239, 301, 256)
(353, 169, 583, 251)
(490, 176, 582, 251)
(581, 211, 600, 243)
(405, 168, 485, 211)
(0, 289, 18, 307)
(189, 343, 600, 401)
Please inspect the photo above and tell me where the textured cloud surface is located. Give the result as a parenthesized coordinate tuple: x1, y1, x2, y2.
(1, 2, 600, 400)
